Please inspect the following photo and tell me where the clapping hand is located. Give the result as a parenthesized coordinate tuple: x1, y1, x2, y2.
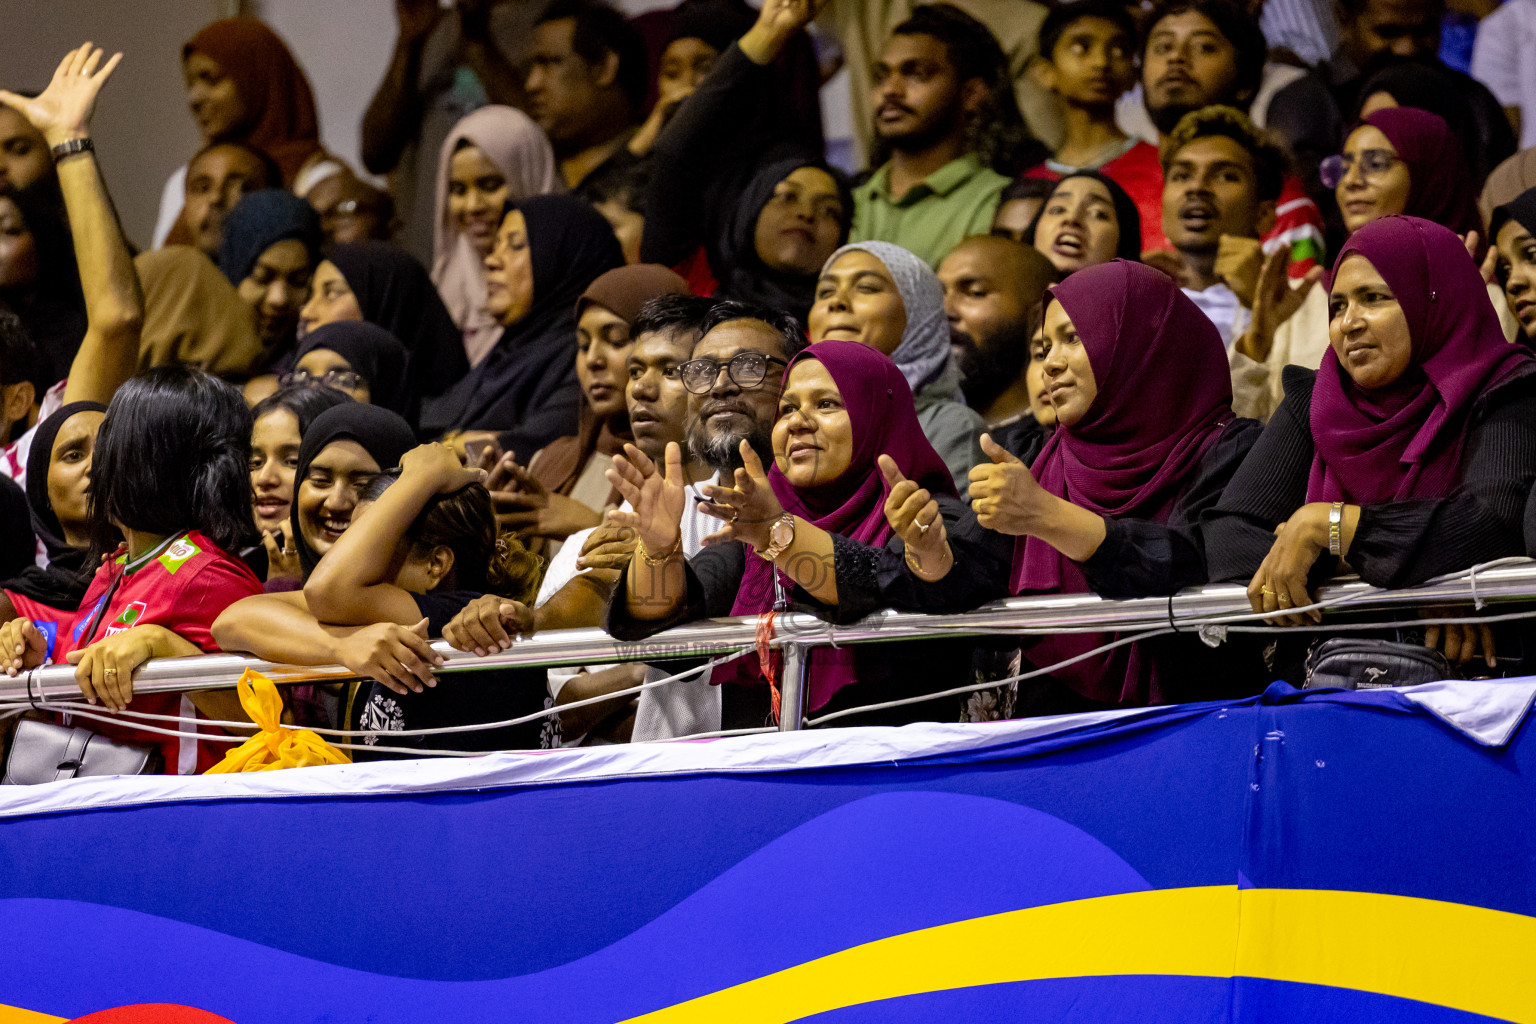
(606, 442, 687, 558)
(699, 441, 784, 550)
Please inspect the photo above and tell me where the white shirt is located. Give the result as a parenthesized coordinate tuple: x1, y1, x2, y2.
(1182, 283, 1252, 350)
(1472, 0, 1536, 151)
(539, 475, 723, 744)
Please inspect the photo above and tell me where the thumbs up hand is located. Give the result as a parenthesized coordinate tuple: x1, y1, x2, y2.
(969, 433, 1048, 536)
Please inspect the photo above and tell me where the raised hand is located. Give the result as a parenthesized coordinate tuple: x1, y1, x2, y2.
(262, 525, 303, 583)
(1214, 234, 1264, 308)
(1479, 242, 1500, 287)
(0, 43, 122, 146)
(739, 0, 826, 64)
(400, 441, 487, 494)
(700, 440, 784, 550)
(396, 0, 444, 43)
(606, 441, 687, 557)
(969, 433, 1048, 535)
(1236, 247, 1323, 364)
(879, 454, 951, 580)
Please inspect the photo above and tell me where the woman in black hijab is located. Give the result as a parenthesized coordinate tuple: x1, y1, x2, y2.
(424, 194, 624, 459)
(2, 401, 107, 618)
(291, 321, 412, 419)
(1491, 187, 1536, 349)
(640, 0, 849, 325)
(288, 402, 418, 580)
(300, 242, 468, 406)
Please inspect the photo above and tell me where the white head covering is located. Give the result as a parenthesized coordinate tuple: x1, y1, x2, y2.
(821, 240, 958, 398)
(431, 105, 562, 365)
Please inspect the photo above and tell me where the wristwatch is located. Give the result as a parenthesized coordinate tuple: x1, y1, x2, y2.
(757, 513, 796, 561)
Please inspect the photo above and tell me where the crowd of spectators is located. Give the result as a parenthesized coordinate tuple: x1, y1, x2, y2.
(3, 0, 1536, 769)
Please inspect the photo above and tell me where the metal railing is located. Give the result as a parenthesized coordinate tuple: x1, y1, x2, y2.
(4, 560, 1536, 732)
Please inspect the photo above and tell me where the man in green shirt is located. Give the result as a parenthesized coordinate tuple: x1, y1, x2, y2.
(851, 4, 1037, 268)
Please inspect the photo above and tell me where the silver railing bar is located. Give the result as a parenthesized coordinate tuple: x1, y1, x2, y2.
(4, 561, 1534, 703)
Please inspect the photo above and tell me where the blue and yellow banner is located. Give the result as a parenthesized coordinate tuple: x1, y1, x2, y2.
(0, 681, 1533, 1022)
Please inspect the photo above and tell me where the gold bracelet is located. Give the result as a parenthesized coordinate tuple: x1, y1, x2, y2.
(638, 538, 681, 567)
(905, 544, 951, 580)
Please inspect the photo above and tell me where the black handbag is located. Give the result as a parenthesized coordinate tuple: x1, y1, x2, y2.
(1303, 637, 1452, 690)
(2, 718, 163, 784)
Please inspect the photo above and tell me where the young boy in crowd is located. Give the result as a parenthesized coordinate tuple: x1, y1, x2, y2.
(1021, 0, 1163, 251)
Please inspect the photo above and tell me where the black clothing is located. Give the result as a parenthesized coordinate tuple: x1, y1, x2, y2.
(328, 242, 469, 406)
(1082, 418, 1264, 598)
(641, 42, 846, 324)
(605, 495, 1006, 725)
(423, 195, 623, 456)
(356, 589, 546, 758)
(1205, 367, 1536, 589)
(992, 414, 1051, 469)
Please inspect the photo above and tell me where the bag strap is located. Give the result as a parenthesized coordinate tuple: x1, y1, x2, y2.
(51, 728, 92, 782)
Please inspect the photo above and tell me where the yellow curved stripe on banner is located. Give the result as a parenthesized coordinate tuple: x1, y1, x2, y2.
(617, 886, 1536, 1024)
(0, 1004, 64, 1024)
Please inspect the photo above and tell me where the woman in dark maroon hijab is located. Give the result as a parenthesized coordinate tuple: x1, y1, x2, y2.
(968, 260, 1261, 709)
(604, 340, 1006, 728)
(1207, 216, 1536, 667)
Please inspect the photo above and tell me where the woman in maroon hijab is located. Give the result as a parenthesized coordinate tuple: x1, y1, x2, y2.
(968, 260, 1261, 711)
(1207, 216, 1536, 666)
(604, 340, 1006, 729)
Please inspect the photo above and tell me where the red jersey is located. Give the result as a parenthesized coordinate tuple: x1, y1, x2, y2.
(1024, 140, 1325, 278)
(59, 531, 263, 775)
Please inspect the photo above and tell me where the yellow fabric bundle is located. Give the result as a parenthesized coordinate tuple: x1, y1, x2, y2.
(205, 668, 351, 773)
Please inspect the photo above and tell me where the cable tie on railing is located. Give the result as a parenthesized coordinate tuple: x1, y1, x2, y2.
(25, 668, 40, 711)
(1166, 594, 1182, 633)
(1470, 560, 1486, 611)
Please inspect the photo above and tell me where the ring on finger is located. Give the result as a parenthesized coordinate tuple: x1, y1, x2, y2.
(1259, 585, 1275, 596)
(1277, 593, 1292, 606)
(915, 517, 931, 535)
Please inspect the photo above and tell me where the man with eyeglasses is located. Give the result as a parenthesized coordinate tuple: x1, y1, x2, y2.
(682, 300, 807, 474)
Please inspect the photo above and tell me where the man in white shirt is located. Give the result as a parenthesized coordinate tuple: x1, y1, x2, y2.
(1160, 105, 1285, 349)
(540, 298, 807, 743)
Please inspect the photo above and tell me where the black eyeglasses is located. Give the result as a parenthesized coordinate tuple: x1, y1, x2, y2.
(1320, 149, 1401, 189)
(679, 352, 787, 394)
(280, 368, 366, 392)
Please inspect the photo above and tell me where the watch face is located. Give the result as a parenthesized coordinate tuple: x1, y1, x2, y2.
(770, 517, 794, 548)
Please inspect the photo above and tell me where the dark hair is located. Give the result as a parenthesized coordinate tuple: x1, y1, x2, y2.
(89, 367, 258, 561)
(1000, 177, 1057, 204)
(0, 311, 42, 393)
(1039, 0, 1138, 64)
(1142, 0, 1266, 107)
(187, 139, 283, 190)
(250, 384, 353, 436)
(360, 473, 543, 601)
(0, 181, 82, 314)
(632, 292, 715, 342)
(536, 0, 649, 109)
(1160, 105, 1286, 203)
(1337, 0, 1442, 16)
(580, 155, 648, 210)
(889, 3, 1043, 175)
(700, 299, 809, 362)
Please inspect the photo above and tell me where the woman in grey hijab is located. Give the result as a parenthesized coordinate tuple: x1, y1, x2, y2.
(808, 240, 986, 498)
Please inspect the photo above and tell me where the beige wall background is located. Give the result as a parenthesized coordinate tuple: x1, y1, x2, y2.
(0, 0, 234, 249)
(2, 0, 852, 250)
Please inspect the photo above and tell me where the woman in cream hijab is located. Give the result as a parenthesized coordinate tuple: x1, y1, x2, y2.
(431, 105, 561, 366)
